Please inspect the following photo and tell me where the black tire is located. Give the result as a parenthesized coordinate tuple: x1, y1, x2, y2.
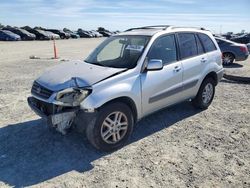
(192, 78, 215, 109)
(86, 102, 134, 152)
(223, 52, 235, 66)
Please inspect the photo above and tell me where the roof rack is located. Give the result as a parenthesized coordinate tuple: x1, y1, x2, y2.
(125, 25, 208, 32)
(170, 26, 207, 30)
(126, 25, 170, 32)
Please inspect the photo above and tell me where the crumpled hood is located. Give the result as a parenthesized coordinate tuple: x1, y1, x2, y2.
(36, 60, 126, 91)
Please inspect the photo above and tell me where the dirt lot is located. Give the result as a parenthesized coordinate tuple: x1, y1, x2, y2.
(0, 38, 249, 188)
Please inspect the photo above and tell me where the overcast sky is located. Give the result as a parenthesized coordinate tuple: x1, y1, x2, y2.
(0, 0, 250, 33)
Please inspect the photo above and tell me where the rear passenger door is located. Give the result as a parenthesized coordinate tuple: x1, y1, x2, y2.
(198, 33, 218, 66)
(177, 32, 208, 99)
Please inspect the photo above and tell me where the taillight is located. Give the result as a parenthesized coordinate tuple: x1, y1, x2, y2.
(240, 46, 248, 53)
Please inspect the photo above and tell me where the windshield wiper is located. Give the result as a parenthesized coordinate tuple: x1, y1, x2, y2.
(91, 62, 107, 67)
(84, 60, 93, 64)
(84, 60, 107, 67)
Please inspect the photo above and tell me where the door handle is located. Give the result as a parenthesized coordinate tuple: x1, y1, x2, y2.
(173, 66, 181, 72)
(201, 58, 207, 63)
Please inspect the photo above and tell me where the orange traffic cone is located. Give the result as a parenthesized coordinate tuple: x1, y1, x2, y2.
(53, 38, 58, 59)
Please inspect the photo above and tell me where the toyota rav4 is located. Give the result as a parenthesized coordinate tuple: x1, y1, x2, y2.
(28, 25, 224, 151)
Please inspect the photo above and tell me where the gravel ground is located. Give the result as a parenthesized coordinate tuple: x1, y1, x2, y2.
(0, 39, 249, 188)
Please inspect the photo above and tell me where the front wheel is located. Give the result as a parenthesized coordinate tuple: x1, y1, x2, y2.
(86, 102, 134, 151)
(192, 78, 215, 109)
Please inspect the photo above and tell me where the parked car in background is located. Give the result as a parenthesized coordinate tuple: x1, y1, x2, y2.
(89, 30, 103, 37)
(22, 26, 50, 40)
(46, 29, 70, 39)
(3, 26, 35, 40)
(69, 32, 80, 39)
(0, 30, 21, 41)
(98, 30, 112, 37)
(113, 31, 121, 34)
(221, 34, 236, 40)
(77, 29, 93, 38)
(247, 43, 250, 52)
(215, 37, 249, 65)
(97, 27, 113, 37)
(63, 28, 80, 39)
(28, 26, 224, 151)
(231, 34, 250, 44)
(36, 29, 51, 40)
(45, 31, 60, 40)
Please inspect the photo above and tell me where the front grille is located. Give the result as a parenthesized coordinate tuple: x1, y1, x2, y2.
(31, 81, 53, 99)
(30, 97, 57, 115)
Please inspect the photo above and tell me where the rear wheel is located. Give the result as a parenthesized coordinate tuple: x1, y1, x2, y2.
(223, 53, 235, 65)
(192, 78, 215, 109)
(86, 102, 134, 151)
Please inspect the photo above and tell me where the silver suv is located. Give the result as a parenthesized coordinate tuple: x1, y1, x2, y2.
(28, 25, 224, 151)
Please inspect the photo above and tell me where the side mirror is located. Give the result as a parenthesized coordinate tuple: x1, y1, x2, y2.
(146, 59, 163, 71)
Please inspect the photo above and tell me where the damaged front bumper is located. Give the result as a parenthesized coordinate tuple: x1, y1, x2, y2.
(28, 97, 78, 134)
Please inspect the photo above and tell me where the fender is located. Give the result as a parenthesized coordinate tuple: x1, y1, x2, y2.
(80, 72, 142, 119)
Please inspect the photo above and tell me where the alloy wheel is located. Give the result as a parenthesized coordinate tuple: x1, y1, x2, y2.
(100, 111, 128, 144)
(223, 53, 234, 65)
(202, 83, 214, 104)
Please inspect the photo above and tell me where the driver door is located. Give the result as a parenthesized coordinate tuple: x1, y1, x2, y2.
(140, 34, 183, 116)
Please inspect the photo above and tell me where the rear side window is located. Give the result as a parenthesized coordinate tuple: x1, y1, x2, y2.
(177, 33, 197, 59)
(195, 35, 205, 55)
(198, 33, 217, 52)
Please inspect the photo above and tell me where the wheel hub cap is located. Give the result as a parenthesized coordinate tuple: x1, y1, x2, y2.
(202, 83, 213, 104)
(101, 111, 128, 144)
(223, 54, 233, 64)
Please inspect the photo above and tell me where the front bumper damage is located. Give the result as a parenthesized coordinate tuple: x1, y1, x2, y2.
(28, 97, 79, 134)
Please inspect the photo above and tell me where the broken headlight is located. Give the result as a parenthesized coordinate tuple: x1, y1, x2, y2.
(56, 88, 90, 106)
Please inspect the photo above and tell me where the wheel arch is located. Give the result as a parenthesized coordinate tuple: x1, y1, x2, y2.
(98, 96, 138, 123)
(203, 71, 218, 85)
(223, 51, 236, 59)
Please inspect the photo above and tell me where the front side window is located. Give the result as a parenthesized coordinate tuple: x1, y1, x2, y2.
(198, 33, 217, 52)
(177, 33, 197, 59)
(147, 35, 177, 65)
(85, 35, 150, 69)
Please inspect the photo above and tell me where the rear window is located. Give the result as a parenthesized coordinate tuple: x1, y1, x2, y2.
(177, 33, 197, 59)
(198, 33, 217, 52)
(215, 38, 226, 45)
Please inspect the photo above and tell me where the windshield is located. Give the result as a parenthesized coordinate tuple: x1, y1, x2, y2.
(3, 30, 14, 35)
(85, 35, 150, 69)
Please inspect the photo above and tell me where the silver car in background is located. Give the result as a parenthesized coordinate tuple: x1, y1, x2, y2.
(45, 31, 60, 40)
(28, 26, 224, 151)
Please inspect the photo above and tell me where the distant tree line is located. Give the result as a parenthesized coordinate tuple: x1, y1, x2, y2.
(0, 23, 4, 29)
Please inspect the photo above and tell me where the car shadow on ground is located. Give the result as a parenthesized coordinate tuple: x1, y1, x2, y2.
(0, 102, 200, 187)
(221, 79, 250, 84)
(224, 63, 243, 68)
